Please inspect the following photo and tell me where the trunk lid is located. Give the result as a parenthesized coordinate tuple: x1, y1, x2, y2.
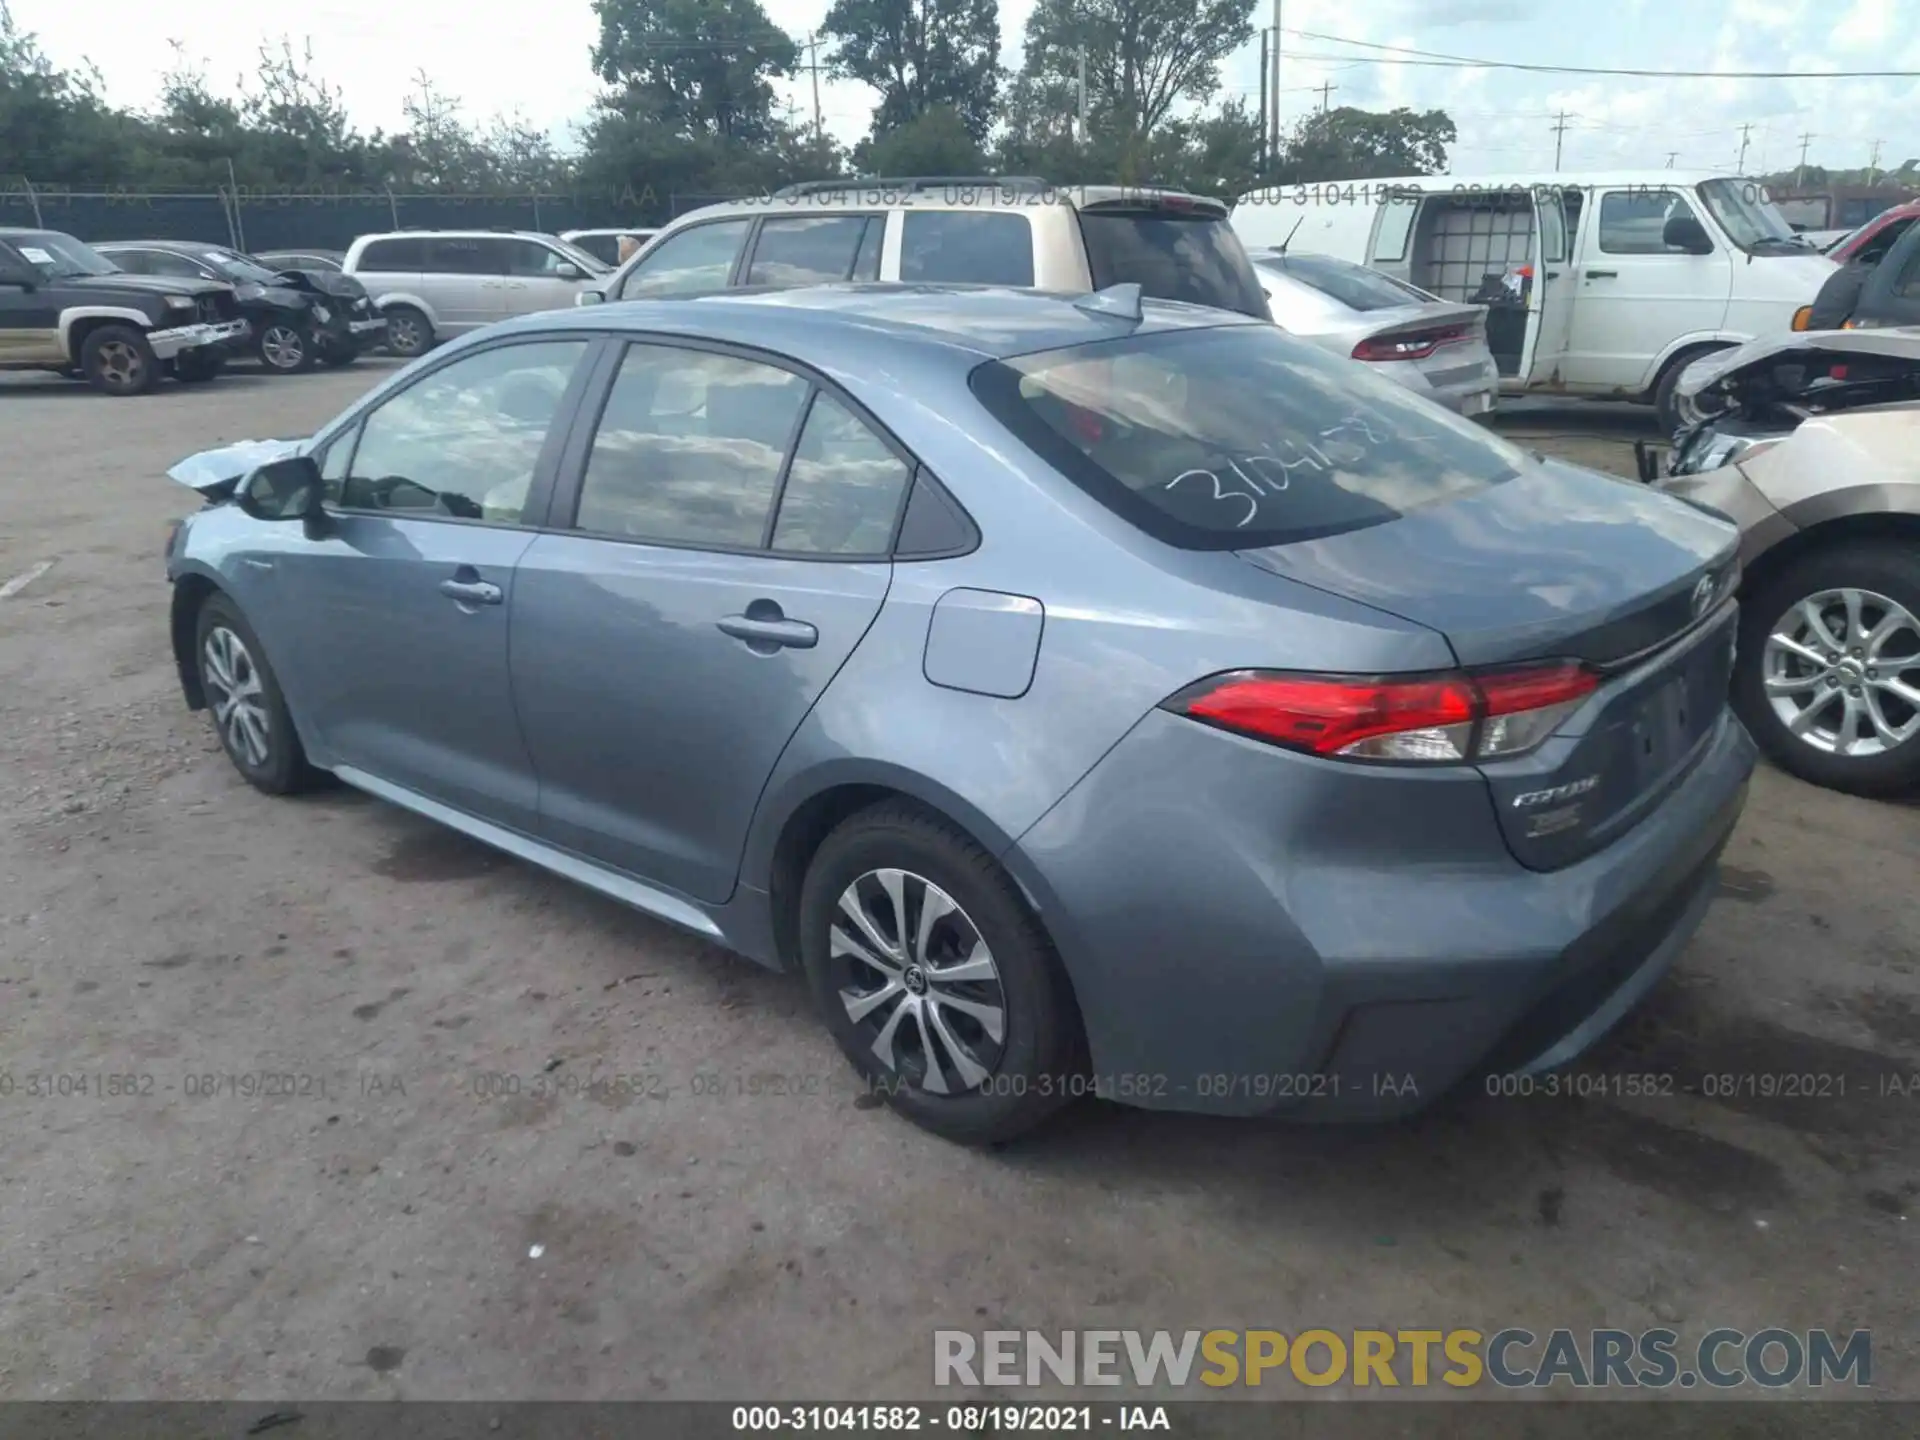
(1237, 456, 1741, 868)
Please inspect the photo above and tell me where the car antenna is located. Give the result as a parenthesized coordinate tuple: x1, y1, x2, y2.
(1074, 283, 1144, 323)
(1277, 217, 1305, 255)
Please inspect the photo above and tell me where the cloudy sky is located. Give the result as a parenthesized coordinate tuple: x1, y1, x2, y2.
(10, 0, 1917, 178)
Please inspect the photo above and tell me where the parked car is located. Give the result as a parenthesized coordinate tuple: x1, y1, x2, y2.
(162, 283, 1754, 1143)
(97, 240, 388, 373)
(1234, 171, 1837, 431)
(1640, 329, 1920, 796)
(561, 228, 658, 267)
(0, 226, 246, 394)
(1250, 248, 1498, 416)
(1824, 201, 1920, 267)
(343, 230, 611, 358)
(1804, 214, 1920, 334)
(580, 177, 1272, 321)
(254, 249, 346, 273)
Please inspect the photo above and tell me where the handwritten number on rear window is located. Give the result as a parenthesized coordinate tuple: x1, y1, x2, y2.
(1160, 415, 1393, 527)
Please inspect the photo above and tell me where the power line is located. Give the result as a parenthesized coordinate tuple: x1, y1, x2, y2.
(1282, 28, 1920, 78)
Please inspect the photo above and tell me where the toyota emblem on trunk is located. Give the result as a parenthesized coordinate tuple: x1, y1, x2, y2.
(1691, 574, 1715, 617)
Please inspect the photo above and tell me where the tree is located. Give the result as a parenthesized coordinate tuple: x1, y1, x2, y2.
(1280, 106, 1456, 182)
(591, 0, 797, 142)
(237, 39, 378, 185)
(819, 0, 1000, 148)
(856, 105, 985, 176)
(394, 73, 493, 189)
(1018, 0, 1254, 141)
(1, 1, 149, 184)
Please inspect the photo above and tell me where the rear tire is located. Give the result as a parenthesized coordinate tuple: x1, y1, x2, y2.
(798, 801, 1082, 1145)
(382, 306, 432, 359)
(80, 324, 158, 396)
(1733, 541, 1920, 798)
(193, 594, 326, 796)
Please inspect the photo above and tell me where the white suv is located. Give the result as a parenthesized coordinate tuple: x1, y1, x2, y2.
(581, 177, 1271, 319)
(343, 230, 612, 357)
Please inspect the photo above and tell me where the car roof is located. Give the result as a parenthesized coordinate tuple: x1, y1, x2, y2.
(659, 183, 1227, 230)
(486, 282, 1257, 362)
(352, 230, 556, 242)
(98, 239, 220, 251)
(1240, 170, 1746, 200)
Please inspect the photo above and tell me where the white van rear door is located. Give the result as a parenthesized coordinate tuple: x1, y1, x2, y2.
(1518, 185, 1576, 384)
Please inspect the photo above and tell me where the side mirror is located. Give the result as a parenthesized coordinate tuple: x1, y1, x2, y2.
(237, 455, 325, 526)
(1663, 215, 1715, 255)
(575, 289, 605, 307)
(554, 262, 583, 281)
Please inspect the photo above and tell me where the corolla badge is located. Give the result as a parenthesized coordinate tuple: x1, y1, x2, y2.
(1691, 574, 1716, 618)
(1512, 775, 1599, 809)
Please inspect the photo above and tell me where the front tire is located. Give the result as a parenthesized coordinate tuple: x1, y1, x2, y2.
(80, 324, 158, 396)
(257, 320, 316, 374)
(382, 306, 433, 359)
(193, 595, 324, 795)
(1654, 345, 1732, 435)
(1734, 541, 1920, 797)
(798, 801, 1082, 1145)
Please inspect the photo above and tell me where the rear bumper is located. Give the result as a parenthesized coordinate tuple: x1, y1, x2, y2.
(150, 319, 249, 359)
(1009, 705, 1756, 1118)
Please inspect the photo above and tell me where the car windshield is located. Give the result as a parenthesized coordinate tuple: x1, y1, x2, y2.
(11, 231, 120, 279)
(1257, 253, 1432, 312)
(200, 248, 285, 284)
(1699, 180, 1808, 253)
(549, 238, 611, 275)
(971, 322, 1527, 550)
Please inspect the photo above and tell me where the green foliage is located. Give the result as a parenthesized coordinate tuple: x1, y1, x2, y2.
(856, 105, 987, 176)
(591, 0, 797, 142)
(820, 0, 1001, 146)
(1276, 106, 1457, 183)
(1019, 0, 1255, 140)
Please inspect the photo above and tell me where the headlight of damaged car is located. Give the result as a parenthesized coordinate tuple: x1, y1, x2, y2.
(164, 294, 195, 311)
(1670, 429, 1788, 477)
(312, 305, 331, 324)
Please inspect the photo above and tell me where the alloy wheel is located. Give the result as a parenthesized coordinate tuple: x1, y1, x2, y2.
(387, 315, 423, 354)
(830, 868, 1007, 1095)
(96, 339, 145, 391)
(261, 325, 306, 370)
(1763, 587, 1920, 758)
(202, 626, 272, 768)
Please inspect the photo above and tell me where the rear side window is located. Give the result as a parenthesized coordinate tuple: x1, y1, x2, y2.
(1077, 211, 1269, 318)
(574, 344, 811, 548)
(970, 324, 1526, 551)
(770, 394, 911, 555)
(1371, 196, 1417, 263)
(1259, 254, 1428, 312)
(358, 237, 426, 270)
(748, 216, 880, 284)
(900, 211, 1034, 286)
(426, 237, 506, 274)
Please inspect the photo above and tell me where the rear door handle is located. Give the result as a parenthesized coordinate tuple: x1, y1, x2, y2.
(439, 576, 503, 606)
(1585, 269, 1618, 279)
(717, 614, 817, 650)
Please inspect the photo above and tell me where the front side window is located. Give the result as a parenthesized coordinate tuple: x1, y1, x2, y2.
(747, 216, 878, 285)
(617, 219, 751, 299)
(1598, 190, 1706, 255)
(770, 394, 911, 555)
(971, 323, 1527, 550)
(337, 340, 588, 524)
(900, 211, 1035, 286)
(574, 344, 811, 547)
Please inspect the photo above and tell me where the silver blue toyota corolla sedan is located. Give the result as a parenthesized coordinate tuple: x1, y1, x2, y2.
(164, 284, 1756, 1143)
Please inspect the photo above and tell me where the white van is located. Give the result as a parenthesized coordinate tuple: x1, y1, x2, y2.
(1232, 171, 1838, 429)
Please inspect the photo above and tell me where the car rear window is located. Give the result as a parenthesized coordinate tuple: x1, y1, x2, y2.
(1257, 253, 1431, 312)
(1077, 210, 1270, 319)
(969, 323, 1526, 551)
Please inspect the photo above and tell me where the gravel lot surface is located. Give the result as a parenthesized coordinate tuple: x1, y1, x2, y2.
(1, 367, 1916, 1407)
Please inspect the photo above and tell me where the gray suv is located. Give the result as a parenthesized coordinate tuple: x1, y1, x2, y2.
(343, 230, 611, 357)
(582, 177, 1272, 319)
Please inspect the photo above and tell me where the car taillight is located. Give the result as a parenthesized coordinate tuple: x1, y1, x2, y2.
(1165, 661, 1599, 764)
(1792, 305, 1813, 331)
(1351, 324, 1470, 362)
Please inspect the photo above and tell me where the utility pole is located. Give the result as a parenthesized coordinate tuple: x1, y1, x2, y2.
(1269, 0, 1282, 164)
(1735, 122, 1753, 173)
(1796, 131, 1815, 187)
(807, 35, 823, 151)
(1550, 111, 1569, 171)
(1665, 151, 1678, 169)
(1316, 79, 1337, 113)
(1251, 30, 1267, 176)
(1868, 138, 1884, 185)
(1076, 46, 1088, 146)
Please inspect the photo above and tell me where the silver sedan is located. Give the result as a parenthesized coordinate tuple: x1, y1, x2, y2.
(1252, 250, 1500, 417)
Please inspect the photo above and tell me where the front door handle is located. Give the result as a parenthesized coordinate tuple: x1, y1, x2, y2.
(718, 613, 817, 650)
(440, 577, 503, 606)
(1585, 269, 1619, 279)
